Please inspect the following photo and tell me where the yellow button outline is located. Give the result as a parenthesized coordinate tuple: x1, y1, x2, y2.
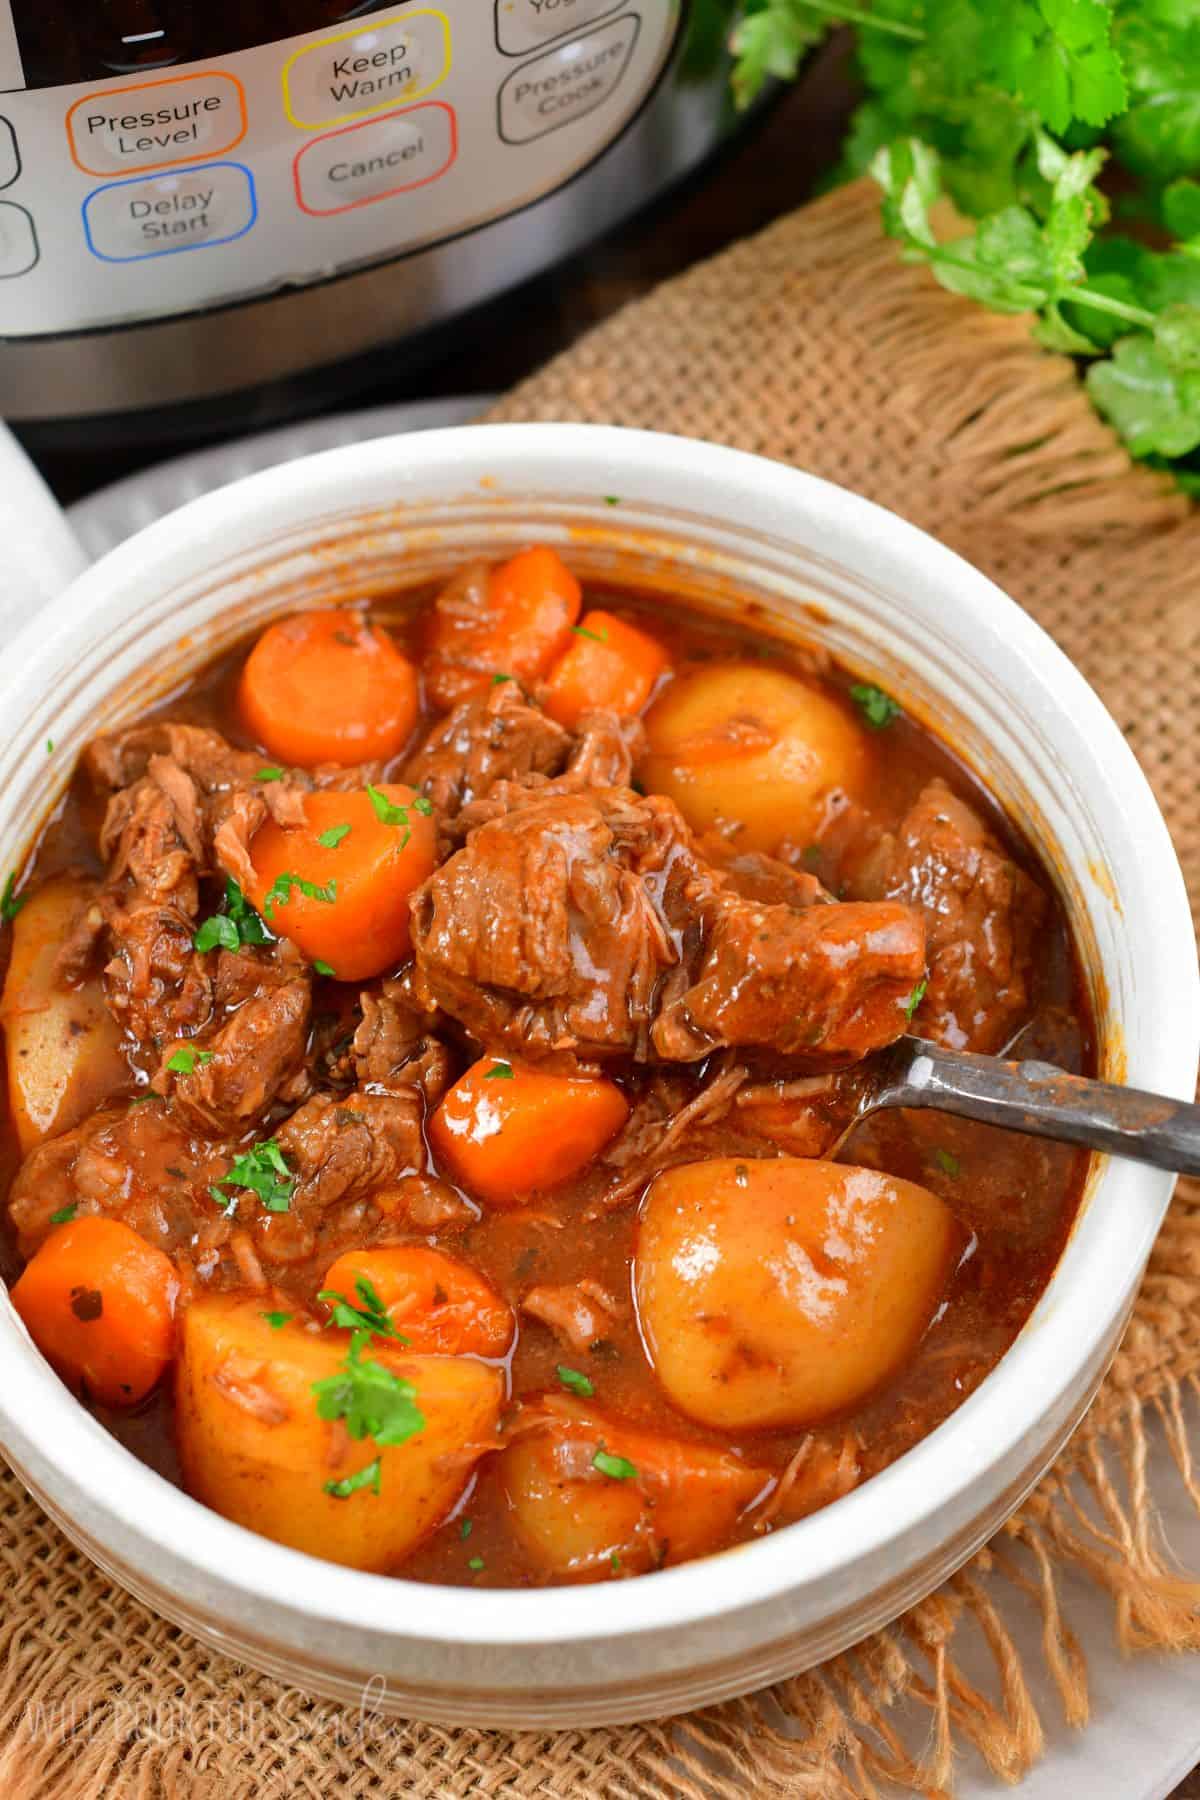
(283, 10, 451, 130)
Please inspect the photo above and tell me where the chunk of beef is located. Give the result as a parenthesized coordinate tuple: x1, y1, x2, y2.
(403, 681, 569, 831)
(522, 1281, 619, 1355)
(160, 952, 312, 1136)
(695, 832, 830, 910)
(563, 710, 645, 790)
(275, 1088, 426, 1214)
(351, 980, 455, 1104)
(101, 899, 212, 1047)
(850, 778, 1045, 1053)
(410, 786, 924, 1070)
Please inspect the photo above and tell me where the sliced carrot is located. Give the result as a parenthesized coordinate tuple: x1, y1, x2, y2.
(321, 1247, 514, 1359)
(238, 610, 419, 767)
(11, 1216, 180, 1407)
(245, 783, 436, 981)
(428, 1056, 628, 1207)
(425, 546, 582, 709)
(543, 610, 670, 730)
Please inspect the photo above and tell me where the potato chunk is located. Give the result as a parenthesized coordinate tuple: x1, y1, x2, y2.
(498, 1398, 766, 1579)
(641, 664, 870, 852)
(635, 1158, 958, 1430)
(1, 877, 126, 1152)
(177, 1296, 503, 1571)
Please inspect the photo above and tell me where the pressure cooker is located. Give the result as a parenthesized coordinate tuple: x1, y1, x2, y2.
(0, 2, 745, 441)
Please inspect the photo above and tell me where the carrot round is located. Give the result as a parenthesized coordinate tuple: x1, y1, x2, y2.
(238, 610, 419, 767)
(321, 1247, 514, 1359)
(245, 783, 436, 981)
(543, 610, 670, 730)
(425, 546, 582, 709)
(428, 1056, 629, 1207)
(11, 1216, 180, 1407)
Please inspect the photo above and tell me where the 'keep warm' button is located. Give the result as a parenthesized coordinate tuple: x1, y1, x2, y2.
(83, 162, 257, 262)
(283, 10, 451, 130)
(498, 12, 639, 143)
(293, 102, 456, 216)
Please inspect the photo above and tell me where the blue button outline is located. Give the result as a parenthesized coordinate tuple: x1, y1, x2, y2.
(82, 159, 257, 263)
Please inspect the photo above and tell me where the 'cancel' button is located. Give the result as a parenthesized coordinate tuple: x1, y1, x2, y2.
(498, 12, 639, 143)
(294, 101, 457, 215)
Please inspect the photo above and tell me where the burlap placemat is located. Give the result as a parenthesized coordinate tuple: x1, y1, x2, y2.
(2, 179, 1198, 1800)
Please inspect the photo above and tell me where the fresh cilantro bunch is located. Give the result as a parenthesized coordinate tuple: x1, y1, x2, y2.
(726, 0, 1200, 488)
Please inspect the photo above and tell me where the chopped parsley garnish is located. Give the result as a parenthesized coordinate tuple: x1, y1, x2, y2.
(610, 1552, 621, 1571)
(850, 683, 902, 730)
(316, 823, 351, 849)
(254, 767, 285, 783)
(313, 959, 336, 977)
(1, 873, 26, 923)
(49, 1204, 77, 1226)
(166, 1046, 214, 1075)
(459, 1518, 473, 1540)
(572, 623, 609, 644)
(484, 1061, 514, 1081)
(318, 1275, 408, 1344)
(903, 978, 928, 1023)
(467, 1556, 485, 1572)
(491, 672, 514, 686)
(312, 1335, 425, 1449)
(593, 1448, 638, 1482)
(604, 496, 620, 506)
(934, 1148, 961, 1177)
(262, 1311, 293, 1330)
(557, 1365, 595, 1398)
(194, 876, 271, 953)
(262, 870, 337, 919)
(213, 1139, 295, 1214)
(45, 739, 54, 755)
(324, 1458, 382, 1500)
(365, 785, 433, 848)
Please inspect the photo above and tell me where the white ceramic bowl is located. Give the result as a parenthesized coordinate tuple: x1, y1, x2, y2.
(0, 426, 1195, 1728)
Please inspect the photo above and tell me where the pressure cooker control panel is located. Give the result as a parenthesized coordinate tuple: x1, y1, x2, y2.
(0, 0, 678, 337)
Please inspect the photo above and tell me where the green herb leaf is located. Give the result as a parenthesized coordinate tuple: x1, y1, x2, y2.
(484, 1060, 514, 1081)
(45, 739, 54, 755)
(312, 1336, 425, 1447)
(324, 1457, 382, 1500)
(604, 496, 621, 506)
(934, 1147, 961, 1176)
(214, 1138, 295, 1214)
(850, 682, 902, 729)
(318, 1274, 407, 1343)
(557, 1365, 595, 1398)
(572, 623, 609, 644)
(1, 873, 26, 923)
(467, 1555, 485, 1571)
(313, 959, 336, 977)
(316, 823, 351, 849)
(491, 672, 514, 686)
(459, 1517, 473, 1540)
(195, 877, 271, 953)
(49, 1204, 77, 1225)
(255, 767, 285, 784)
(903, 977, 928, 1022)
(593, 1447, 638, 1481)
(262, 870, 337, 919)
(1088, 330, 1200, 458)
(166, 1046, 214, 1075)
(262, 1310, 293, 1329)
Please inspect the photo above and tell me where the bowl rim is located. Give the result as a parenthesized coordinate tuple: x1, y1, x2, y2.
(0, 422, 1195, 1652)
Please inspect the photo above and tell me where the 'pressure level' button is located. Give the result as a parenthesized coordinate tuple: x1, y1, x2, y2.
(0, 202, 37, 277)
(67, 72, 247, 177)
(83, 162, 257, 262)
(495, 0, 623, 58)
(497, 13, 640, 144)
(283, 10, 451, 130)
(293, 102, 456, 216)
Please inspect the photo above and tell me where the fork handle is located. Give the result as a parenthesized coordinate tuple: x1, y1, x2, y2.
(893, 1042, 1200, 1177)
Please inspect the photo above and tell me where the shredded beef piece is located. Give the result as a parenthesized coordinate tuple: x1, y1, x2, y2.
(696, 832, 830, 909)
(351, 980, 454, 1103)
(376, 1173, 478, 1231)
(410, 786, 924, 1070)
(160, 952, 312, 1136)
(101, 900, 212, 1046)
(563, 711, 645, 790)
(275, 1088, 426, 1214)
(522, 1281, 619, 1355)
(403, 681, 569, 832)
(848, 778, 1045, 1053)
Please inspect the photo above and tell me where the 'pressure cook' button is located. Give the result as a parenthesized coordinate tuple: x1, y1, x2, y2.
(497, 12, 640, 143)
(0, 118, 19, 190)
(283, 9, 451, 130)
(0, 202, 37, 276)
(495, 0, 623, 58)
(67, 72, 247, 177)
(293, 101, 456, 216)
(82, 162, 257, 262)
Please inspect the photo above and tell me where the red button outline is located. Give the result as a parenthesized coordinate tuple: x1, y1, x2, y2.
(292, 100, 457, 217)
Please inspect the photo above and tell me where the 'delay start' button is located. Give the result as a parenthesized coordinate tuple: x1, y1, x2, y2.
(83, 162, 257, 262)
(495, 0, 623, 58)
(293, 101, 456, 216)
(283, 10, 451, 130)
(497, 12, 639, 143)
(67, 72, 247, 177)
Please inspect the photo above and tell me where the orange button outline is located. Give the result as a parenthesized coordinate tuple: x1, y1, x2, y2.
(292, 100, 457, 218)
(66, 71, 248, 178)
